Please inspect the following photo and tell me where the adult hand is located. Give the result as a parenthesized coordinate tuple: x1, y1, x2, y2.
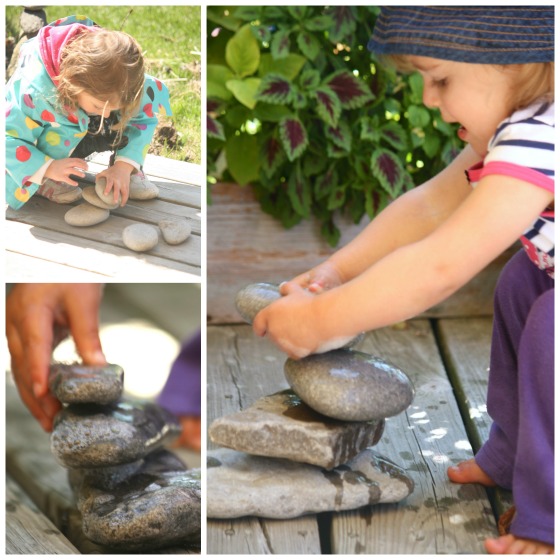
(43, 158, 88, 186)
(6, 284, 106, 431)
(96, 160, 134, 205)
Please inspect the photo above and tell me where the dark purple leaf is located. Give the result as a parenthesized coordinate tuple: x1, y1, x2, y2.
(370, 148, 406, 197)
(256, 74, 293, 104)
(279, 117, 309, 161)
(327, 6, 357, 43)
(324, 70, 374, 109)
(314, 86, 341, 127)
(207, 115, 225, 141)
(261, 136, 285, 178)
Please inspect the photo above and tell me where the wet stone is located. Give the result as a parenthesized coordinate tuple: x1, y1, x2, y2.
(122, 223, 159, 252)
(64, 203, 110, 227)
(76, 449, 201, 550)
(209, 389, 384, 469)
(235, 282, 281, 324)
(284, 349, 414, 421)
(207, 447, 413, 519)
(51, 401, 181, 468)
(48, 363, 124, 405)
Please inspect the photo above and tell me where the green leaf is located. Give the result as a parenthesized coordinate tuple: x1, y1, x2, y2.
(207, 7, 242, 31)
(314, 165, 338, 199)
(261, 136, 286, 178)
(320, 219, 341, 247)
(226, 77, 261, 109)
(224, 104, 252, 128)
(254, 103, 293, 122)
(226, 24, 260, 77)
(422, 133, 441, 158)
(408, 72, 424, 105)
(259, 53, 307, 80)
(326, 120, 352, 152)
(299, 69, 321, 90)
(234, 6, 262, 21)
(271, 28, 291, 59)
(324, 70, 374, 109)
(304, 14, 333, 32)
(370, 148, 406, 198)
(256, 74, 293, 104)
(225, 133, 260, 186)
(207, 64, 234, 100)
(407, 105, 431, 128)
(360, 116, 381, 142)
(288, 164, 311, 217)
(279, 117, 309, 161)
(297, 30, 321, 61)
(287, 6, 308, 20)
(251, 25, 272, 43)
(379, 121, 408, 151)
(327, 183, 347, 211)
(326, 6, 357, 43)
(313, 86, 341, 127)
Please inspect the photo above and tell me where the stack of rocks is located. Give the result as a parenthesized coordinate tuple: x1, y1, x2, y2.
(207, 283, 415, 519)
(64, 176, 191, 252)
(48, 363, 201, 551)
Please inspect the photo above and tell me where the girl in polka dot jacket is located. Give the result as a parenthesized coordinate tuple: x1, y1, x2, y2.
(6, 15, 172, 209)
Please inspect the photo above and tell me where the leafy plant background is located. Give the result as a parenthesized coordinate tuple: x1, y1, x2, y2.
(208, 6, 462, 246)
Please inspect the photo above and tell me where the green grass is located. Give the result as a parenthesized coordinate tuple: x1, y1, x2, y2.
(6, 6, 201, 163)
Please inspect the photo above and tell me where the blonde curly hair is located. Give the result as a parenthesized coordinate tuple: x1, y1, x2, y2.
(56, 28, 145, 142)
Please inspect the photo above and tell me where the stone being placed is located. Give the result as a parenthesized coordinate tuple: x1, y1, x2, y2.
(284, 349, 414, 421)
(207, 447, 414, 519)
(51, 401, 181, 468)
(95, 177, 122, 207)
(158, 217, 191, 245)
(48, 363, 123, 405)
(209, 389, 384, 469)
(82, 185, 119, 210)
(64, 203, 110, 227)
(75, 449, 201, 550)
(122, 223, 159, 252)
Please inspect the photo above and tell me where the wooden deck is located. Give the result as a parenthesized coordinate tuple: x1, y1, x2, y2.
(206, 183, 514, 554)
(5, 284, 201, 554)
(5, 153, 202, 282)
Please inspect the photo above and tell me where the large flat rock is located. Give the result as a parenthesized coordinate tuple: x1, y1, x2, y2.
(209, 390, 384, 469)
(207, 447, 414, 519)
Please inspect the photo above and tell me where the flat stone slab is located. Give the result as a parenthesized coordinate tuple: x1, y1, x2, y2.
(64, 203, 110, 227)
(75, 449, 201, 551)
(285, 349, 414, 421)
(207, 447, 414, 519)
(209, 390, 384, 469)
(122, 223, 159, 252)
(51, 401, 181, 468)
(48, 363, 123, 405)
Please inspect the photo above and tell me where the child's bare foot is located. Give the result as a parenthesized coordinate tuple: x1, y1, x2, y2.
(447, 458, 496, 486)
(485, 534, 554, 554)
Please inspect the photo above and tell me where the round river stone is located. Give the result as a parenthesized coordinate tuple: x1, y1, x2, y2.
(284, 349, 414, 421)
(235, 282, 280, 323)
(122, 223, 159, 252)
(95, 177, 122, 207)
(82, 185, 118, 210)
(64, 203, 110, 227)
(129, 178, 159, 200)
(158, 217, 191, 245)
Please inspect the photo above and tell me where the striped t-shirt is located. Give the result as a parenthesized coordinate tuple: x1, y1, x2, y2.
(465, 101, 555, 278)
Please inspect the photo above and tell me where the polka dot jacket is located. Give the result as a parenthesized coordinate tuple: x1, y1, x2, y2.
(5, 15, 172, 209)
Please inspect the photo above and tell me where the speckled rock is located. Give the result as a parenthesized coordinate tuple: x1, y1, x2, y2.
(76, 449, 201, 550)
(95, 177, 122, 207)
(209, 389, 384, 469)
(82, 185, 119, 210)
(158, 217, 191, 245)
(129, 177, 159, 200)
(64, 203, 110, 227)
(48, 363, 123, 405)
(207, 447, 414, 519)
(284, 349, 414, 421)
(122, 223, 159, 252)
(51, 401, 181, 468)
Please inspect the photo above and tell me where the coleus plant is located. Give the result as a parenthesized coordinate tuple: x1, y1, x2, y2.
(208, 6, 461, 246)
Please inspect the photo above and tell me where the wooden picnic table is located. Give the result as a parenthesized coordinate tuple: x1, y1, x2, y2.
(6, 153, 202, 282)
(206, 183, 514, 554)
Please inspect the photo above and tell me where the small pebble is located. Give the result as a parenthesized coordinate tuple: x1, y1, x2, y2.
(95, 177, 122, 207)
(284, 349, 414, 421)
(158, 217, 191, 245)
(64, 203, 110, 227)
(82, 185, 118, 210)
(122, 223, 159, 252)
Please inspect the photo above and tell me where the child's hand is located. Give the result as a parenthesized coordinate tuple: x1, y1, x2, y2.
(44, 158, 88, 185)
(96, 161, 134, 206)
(287, 261, 343, 294)
(253, 282, 322, 359)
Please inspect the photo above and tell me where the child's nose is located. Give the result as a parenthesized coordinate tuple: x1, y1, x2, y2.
(422, 85, 440, 109)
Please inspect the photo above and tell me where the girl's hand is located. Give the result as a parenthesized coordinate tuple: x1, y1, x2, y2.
(96, 161, 134, 206)
(6, 284, 107, 432)
(253, 282, 322, 359)
(286, 261, 343, 295)
(44, 158, 88, 185)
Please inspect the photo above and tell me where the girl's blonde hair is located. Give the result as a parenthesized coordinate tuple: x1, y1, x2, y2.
(57, 29, 145, 143)
(384, 54, 554, 113)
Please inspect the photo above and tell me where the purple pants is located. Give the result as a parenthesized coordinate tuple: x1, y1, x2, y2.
(157, 330, 201, 417)
(475, 250, 554, 544)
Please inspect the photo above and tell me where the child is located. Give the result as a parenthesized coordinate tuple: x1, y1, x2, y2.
(6, 14, 171, 209)
(254, 6, 554, 554)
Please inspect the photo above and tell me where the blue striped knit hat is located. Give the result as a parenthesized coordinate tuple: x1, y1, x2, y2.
(368, 6, 554, 64)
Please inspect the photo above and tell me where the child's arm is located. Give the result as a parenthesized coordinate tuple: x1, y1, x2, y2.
(255, 173, 553, 358)
(289, 145, 479, 294)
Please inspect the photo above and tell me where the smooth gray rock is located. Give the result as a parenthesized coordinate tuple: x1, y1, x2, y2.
(64, 203, 110, 227)
(209, 389, 384, 469)
(82, 185, 119, 210)
(129, 177, 159, 200)
(285, 349, 414, 421)
(76, 449, 201, 550)
(158, 217, 191, 245)
(122, 223, 159, 252)
(95, 177, 122, 207)
(207, 447, 414, 519)
(48, 363, 123, 405)
(51, 401, 181, 468)
(235, 282, 281, 323)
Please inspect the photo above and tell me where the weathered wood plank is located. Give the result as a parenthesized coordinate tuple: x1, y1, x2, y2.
(328, 322, 498, 554)
(6, 221, 201, 281)
(436, 318, 513, 517)
(6, 476, 81, 554)
(206, 325, 322, 554)
(207, 182, 515, 324)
